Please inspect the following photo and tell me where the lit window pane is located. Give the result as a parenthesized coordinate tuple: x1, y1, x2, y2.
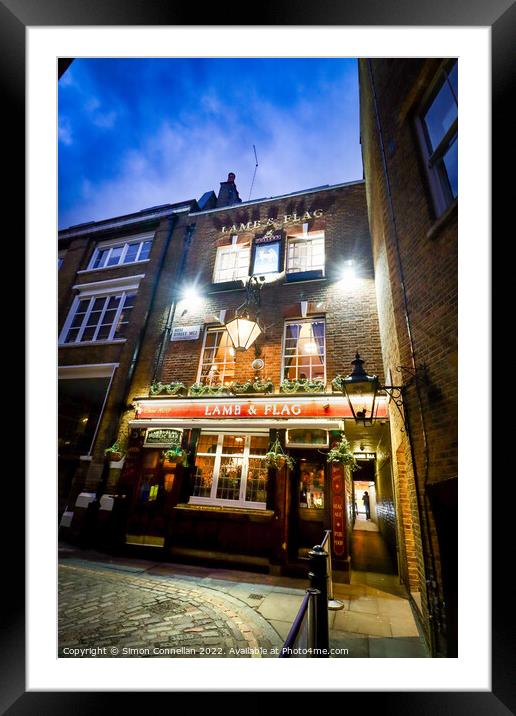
(192, 455, 215, 497)
(199, 329, 235, 385)
(216, 457, 242, 500)
(246, 458, 268, 503)
(283, 320, 325, 381)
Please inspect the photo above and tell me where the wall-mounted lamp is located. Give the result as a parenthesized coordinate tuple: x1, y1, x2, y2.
(334, 352, 427, 429)
(224, 275, 264, 352)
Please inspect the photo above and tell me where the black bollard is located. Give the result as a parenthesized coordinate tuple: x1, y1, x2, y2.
(308, 544, 330, 656)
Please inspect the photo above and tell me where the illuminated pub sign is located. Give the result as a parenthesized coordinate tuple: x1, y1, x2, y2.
(136, 397, 389, 421)
(143, 427, 183, 447)
(250, 231, 283, 275)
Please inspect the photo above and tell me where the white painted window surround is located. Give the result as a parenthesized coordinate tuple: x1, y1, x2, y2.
(59, 275, 144, 345)
(87, 233, 154, 270)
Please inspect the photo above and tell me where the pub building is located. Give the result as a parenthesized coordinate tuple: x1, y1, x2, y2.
(111, 174, 393, 583)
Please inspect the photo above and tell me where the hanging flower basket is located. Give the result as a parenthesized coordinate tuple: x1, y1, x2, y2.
(162, 444, 188, 467)
(264, 438, 295, 470)
(105, 442, 125, 462)
(327, 435, 358, 470)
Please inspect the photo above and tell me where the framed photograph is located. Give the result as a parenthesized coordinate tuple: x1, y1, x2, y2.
(13, 0, 511, 710)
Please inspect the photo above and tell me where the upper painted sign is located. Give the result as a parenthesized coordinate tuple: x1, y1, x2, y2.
(221, 209, 323, 234)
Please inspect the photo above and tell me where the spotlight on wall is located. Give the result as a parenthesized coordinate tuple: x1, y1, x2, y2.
(179, 285, 203, 314)
(339, 260, 357, 285)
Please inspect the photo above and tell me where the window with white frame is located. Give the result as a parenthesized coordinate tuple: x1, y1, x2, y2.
(61, 291, 137, 344)
(191, 433, 269, 508)
(198, 328, 236, 385)
(58, 250, 66, 270)
(213, 236, 250, 283)
(88, 235, 153, 270)
(282, 319, 326, 382)
(286, 231, 325, 275)
(417, 60, 458, 217)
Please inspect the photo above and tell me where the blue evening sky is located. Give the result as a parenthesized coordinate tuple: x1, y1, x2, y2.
(58, 58, 363, 229)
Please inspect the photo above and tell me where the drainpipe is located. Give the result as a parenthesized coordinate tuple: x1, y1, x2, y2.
(152, 222, 196, 383)
(366, 59, 442, 656)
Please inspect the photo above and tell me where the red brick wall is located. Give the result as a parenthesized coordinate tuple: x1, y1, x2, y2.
(359, 58, 458, 655)
(158, 183, 384, 391)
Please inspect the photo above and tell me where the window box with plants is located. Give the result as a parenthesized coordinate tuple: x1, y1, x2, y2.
(105, 441, 125, 463)
(280, 378, 326, 394)
(264, 437, 295, 470)
(188, 383, 231, 397)
(149, 381, 187, 397)
(230, 378, 274, 395)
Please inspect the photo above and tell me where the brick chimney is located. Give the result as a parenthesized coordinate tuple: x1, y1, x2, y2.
(216, 172, 242, 208)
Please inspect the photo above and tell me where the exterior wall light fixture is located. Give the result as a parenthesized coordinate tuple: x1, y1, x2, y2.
(224, 275, 265, 352)
(334, 352, 428, 429)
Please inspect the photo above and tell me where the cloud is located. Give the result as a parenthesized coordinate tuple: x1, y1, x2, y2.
(59, 59, 362, 228)
(58, 117, 73, 146)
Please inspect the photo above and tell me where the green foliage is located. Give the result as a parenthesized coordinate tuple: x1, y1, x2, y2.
(162, 443, 188, 467)
(331, 375, 345, 392)
(104, 441, 124, 458)
(230, 378, 274, 394)
(149, 381, 186, 396)
(327, 435, 358, 469)
(280, 378, 326, 393)
(264, 438, 295, 470)
(188, 383, 230, 396)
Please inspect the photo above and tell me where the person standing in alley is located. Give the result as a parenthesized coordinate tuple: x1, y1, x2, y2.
(362, 491, 370, 520)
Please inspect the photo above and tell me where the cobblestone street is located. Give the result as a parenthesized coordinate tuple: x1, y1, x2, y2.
(59, 560, 285, 658)
(58, 545, 428, 658)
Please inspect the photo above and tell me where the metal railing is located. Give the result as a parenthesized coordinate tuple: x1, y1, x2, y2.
(280, 530, 344, 657)
(321, 530, 345, 611)
(279, 588, 320, 657)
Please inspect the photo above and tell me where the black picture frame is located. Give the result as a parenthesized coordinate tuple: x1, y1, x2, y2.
(8, 0, 510, 711)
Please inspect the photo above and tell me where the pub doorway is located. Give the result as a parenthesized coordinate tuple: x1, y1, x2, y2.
(125, 449, 182, 547)
(288, 450, 328, 560)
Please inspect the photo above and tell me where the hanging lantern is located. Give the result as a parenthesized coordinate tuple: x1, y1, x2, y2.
(341, 353, 379, 424)
(225, 315, 262, 352)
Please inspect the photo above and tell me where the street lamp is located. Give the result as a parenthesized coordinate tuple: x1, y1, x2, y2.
(335, 352, 428, 428)
(224, 275, 264, 352)
(340, 352, 380, 424)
